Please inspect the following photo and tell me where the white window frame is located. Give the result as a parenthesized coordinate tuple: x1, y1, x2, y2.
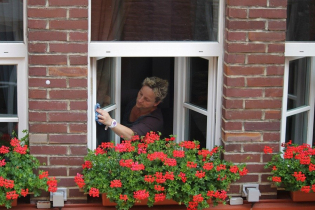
(87, 0, 224, 150)
(0, 1, 28, 138)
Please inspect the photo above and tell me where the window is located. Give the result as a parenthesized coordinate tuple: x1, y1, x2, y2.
(0, 0, 27, 144)
(88, 0, 223, 150)
(283, 0, 315, 146)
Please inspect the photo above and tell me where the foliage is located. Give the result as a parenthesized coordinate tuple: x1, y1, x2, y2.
(0, 130, 58, 209)
(264, 141, 315, 193)
(75, 132, 248, 210)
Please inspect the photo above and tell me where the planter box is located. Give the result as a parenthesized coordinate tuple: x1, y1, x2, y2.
(102, 193, 178, 206)
(290, 191, 315, 202)
(0, 199, 17, 207)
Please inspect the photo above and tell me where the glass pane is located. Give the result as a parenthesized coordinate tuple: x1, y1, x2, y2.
(286, 112, 308, 144)
(91, 0, 219, 41)
(0, 0, 23, 42)
(287, 58, 310, 110)
(0, 65, 17, 116)
(96, 111, 115, 147)
(0, 122, 18, 147)
(96, 58, 115, 108)
(185, 109, 207, 148)
(286, 0, 315, 41)
(186, 57, 209, 110)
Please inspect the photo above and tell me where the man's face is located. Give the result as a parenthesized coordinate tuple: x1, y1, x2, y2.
(136, 86, 160, 109)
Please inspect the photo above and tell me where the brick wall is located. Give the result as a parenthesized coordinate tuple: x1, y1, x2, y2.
(223, 0, 287, 199)
(28, 0, 88, 202)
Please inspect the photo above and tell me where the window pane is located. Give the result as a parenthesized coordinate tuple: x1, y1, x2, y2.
(285, 112, 308, 144)
(0, 122, 18, 147)
(0, 0, 23, 42)
(96, 111, 115, 146)
(185, 109, 207, 148)
(91, 0, 219, 41)
(286, 0, 315, 41)
(287, 58, 310, 110)
(96, 58, 115, 108)
(0, 65, 17, 116)
(186, 57, 208, 110)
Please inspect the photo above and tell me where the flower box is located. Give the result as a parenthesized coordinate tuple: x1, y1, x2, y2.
(0, 199, 17, 207)
(290, 191, 315, 202)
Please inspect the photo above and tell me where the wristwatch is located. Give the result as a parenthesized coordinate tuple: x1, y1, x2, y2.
(109, 119, 117, 129)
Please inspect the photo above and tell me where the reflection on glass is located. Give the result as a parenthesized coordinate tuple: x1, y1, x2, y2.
(287, 58, 310, 110)
(96, 111, 115, 147)
(91, 0, 219, 41)
(97, 58, 115, 108)
(0, 0, 23, 42)
(0, 122, 18, 147)
(0, 65, 17, 116)
(185, 109, 207, 148)
(285, 112, 308, 144)
(286, 0, 315, 41)
(187, 57, 208, 110)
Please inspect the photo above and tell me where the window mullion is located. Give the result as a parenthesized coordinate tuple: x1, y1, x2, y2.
(307, 57, 315, 145)
(114, 57, 121, 145)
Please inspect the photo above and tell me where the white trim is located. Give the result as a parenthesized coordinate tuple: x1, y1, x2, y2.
(114, 57, 121, 145)
(285, 43, 315, 56)
(0, 117, 18, 122)
(286, 106, 311, 117)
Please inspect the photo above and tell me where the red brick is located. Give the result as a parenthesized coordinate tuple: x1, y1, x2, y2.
(227, 185, 241, 194)
(49, 43, 88, 53)
(263, 154, 274, 162)
(227, 20, 265, 30)
(248, 32, 286, 41)
(223, 110, 262, 120)
(29, 67, 46, 76)
(228, 0, 267, 6)
(223, 154, 260, 163)
(247, 77, 283, 87)
(30, 146, 68, 155)
(236, 175, 259, 183)
(49, 90, 87, 99)
(265, 110, 281, 119)
(69, 55, 88, 65)
(49, 67, 87, 77)
(48, 0, 88, 6)
(41, 167, 68, 176)
(30, 124, 67, 133)
(245, 100, 282, 109)
(224, 87, 263, 98)
(29, 90, 47, 99)
(266, 66, 284, 75)
(29, 101, 68, 110)
(49, 156, 84, 166)
(222, 120, 242, 131)
(224, 65, 264, 76)
(265, 88, 283, 97)
(34, 156, 48, 165)
(28, 31, 67, 41)
(69, 32, 88, 41)
(224, 76, 245, 87)
(269, 0, 287, 7)
(28, 19, 46, 29)
(49, 112, 87, 122)
(28, 0, 46, 6)
(50, 20, 88, 30)
(28, 8, 67, 18)
(49, 135, 87, 144)
(227, 43, 265, 53)
(244, 122, 280, 131)
(248, 55, 284, 64)
(69, 124, 87, 133)
(223, 99, 243, 109)
(70, 101, 88, 110)
(222, 132, 262, 142)
(223, 143, 242, 152)
(226, 31, 246, 41)
(29, 112, 47, 122)
(268, 44, 285, 53)
(249, 9, 287, 18)
(261, 174, 271, 182)
(243, 143, 279, 153)
(28, 43, 47, 53)
(268, 20, 286, 31)
(69, 146, 88, 155)
(228, 8, 247, 18)
(68, 189, 85, 197)
(29, 55, 67, 65)
(29, 78, 67, 88)
(224, 53, 246, 64)
(246, 164, 270, 173)
(263, 132, 280, 142)
(69, 79, 87, 87)
(58, 177, 78, 187)
(69, 8, 88, 18)
(69, 167, 83, 176)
